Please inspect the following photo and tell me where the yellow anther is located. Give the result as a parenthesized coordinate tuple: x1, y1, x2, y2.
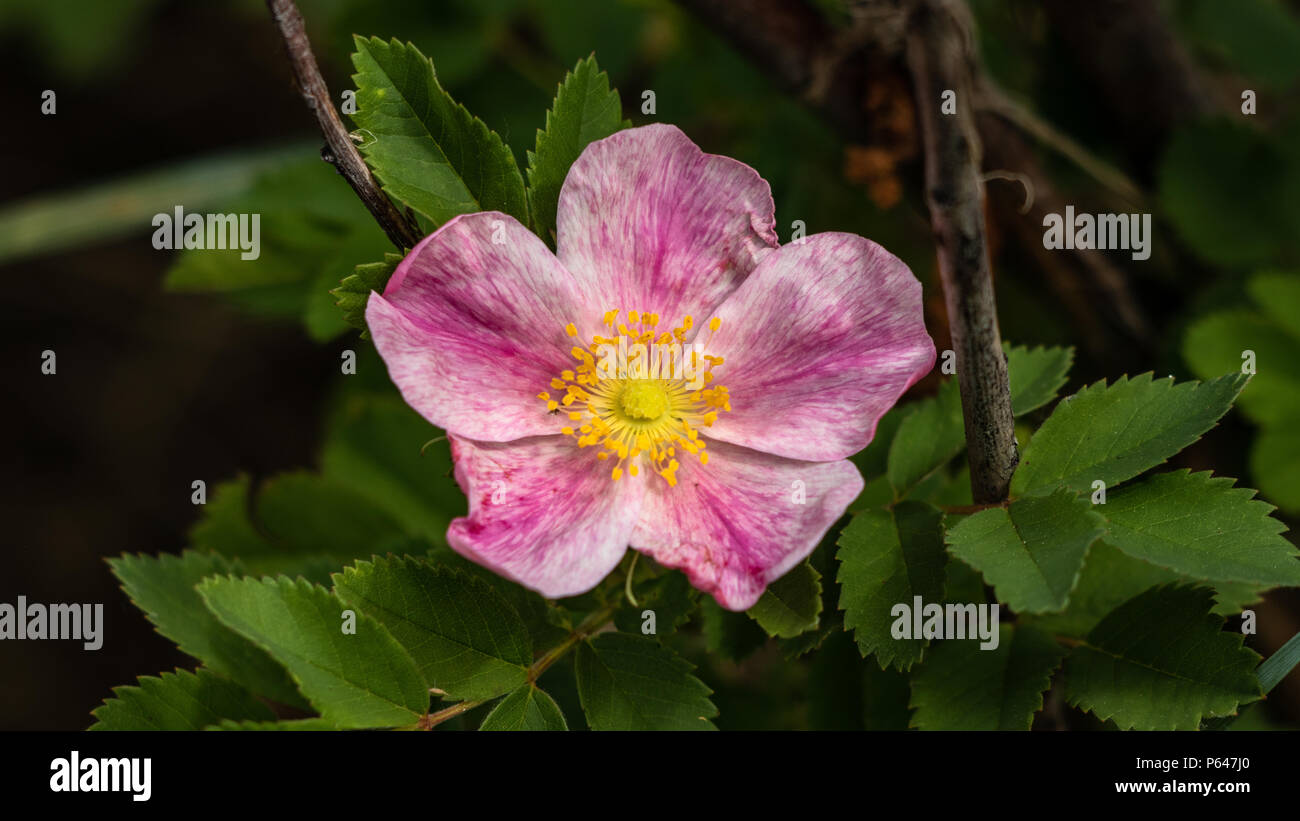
(542, 309, 731, 487)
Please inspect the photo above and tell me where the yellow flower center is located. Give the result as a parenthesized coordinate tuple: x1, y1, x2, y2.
(619, 382, 669, 420)
(538, 309, 730, 486)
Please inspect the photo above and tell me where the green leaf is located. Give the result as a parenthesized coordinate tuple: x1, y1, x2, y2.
(1030, 541, 1265, 638)
(1185, 0, 1300, 88)
(90, 669, 273, 731)
(1181, 286, 1300, 514)
(1208, 581, 1268, 616)
(198, 576, 429, 728)
(910, 625, 1066, 730)
(253, 472, 409, 561)
(350, 36, 528, 229)
(109, 551, 305, 708)
(320, 392, 464, 545)
(836, 502, 947, 670)
(189, 475, 273, 557)
(1010, 373, 1247, 496)
(163, 158, 389, 341)
(332, 253, 403, 336)
(1101, 469, 1300, 586)
(849, 474, 895, 512)
(211, 718, 337, 731)
(530, 56, 626, 241)
(575, 633, 718, 730)
(855, 404, 913, 477)
(1064, 585, 1262, 730)
(1248, 271, 1300, 336)
(886, 380, 964, 497)
(945, 489, 1106, 613)
(1158, 121, 1296, 268)
(190, 470, 423, 583)
(1026, 542, 1177, 637)
(526, 55, 625, 242)
(747, 560, 822, 638)
(332, 557, 531, 701)
(1006, 344, 1073, 416)
(479, 685, 568, 731)
(435, 551, 571, 648)
(1183, 309, 1300, 428)
(942, 553, 988, 605)
(1203, 629, 1300, 729)
(1252, 427, 1300, 512)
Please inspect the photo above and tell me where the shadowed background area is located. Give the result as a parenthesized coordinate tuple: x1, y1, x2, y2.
(2, 0, 1300, 729)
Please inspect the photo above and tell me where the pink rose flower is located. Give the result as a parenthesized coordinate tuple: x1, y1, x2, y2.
(366, 124, 935, 610)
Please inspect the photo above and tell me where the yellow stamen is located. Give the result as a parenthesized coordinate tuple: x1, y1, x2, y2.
(539, 308, 731, 486)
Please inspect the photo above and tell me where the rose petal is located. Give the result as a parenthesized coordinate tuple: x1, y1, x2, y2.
(701, 232, 935, 461)
(631, 439, 864, 610)
(366, 212, 591, 442)
(447, 434, 645, 600)
(557, 123, 778, 323)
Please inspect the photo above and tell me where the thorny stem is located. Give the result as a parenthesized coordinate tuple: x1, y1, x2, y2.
(263, 0, 421, 250)
(419, 599, 620, 730)
(904, 0, 1019, 504)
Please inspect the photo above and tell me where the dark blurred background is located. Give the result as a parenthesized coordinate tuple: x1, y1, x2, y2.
(2, 0, 1300, 730)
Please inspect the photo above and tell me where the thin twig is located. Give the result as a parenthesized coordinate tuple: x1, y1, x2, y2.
(420, 600, 619, 730)
(674, 0, 1155, 357)
(904, 0, 1018, 503)
(263, 0, 421, 250)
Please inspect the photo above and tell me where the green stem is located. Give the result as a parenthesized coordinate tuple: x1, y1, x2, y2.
(624, 552, 641, 608)
(420, 599, 620, 730)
